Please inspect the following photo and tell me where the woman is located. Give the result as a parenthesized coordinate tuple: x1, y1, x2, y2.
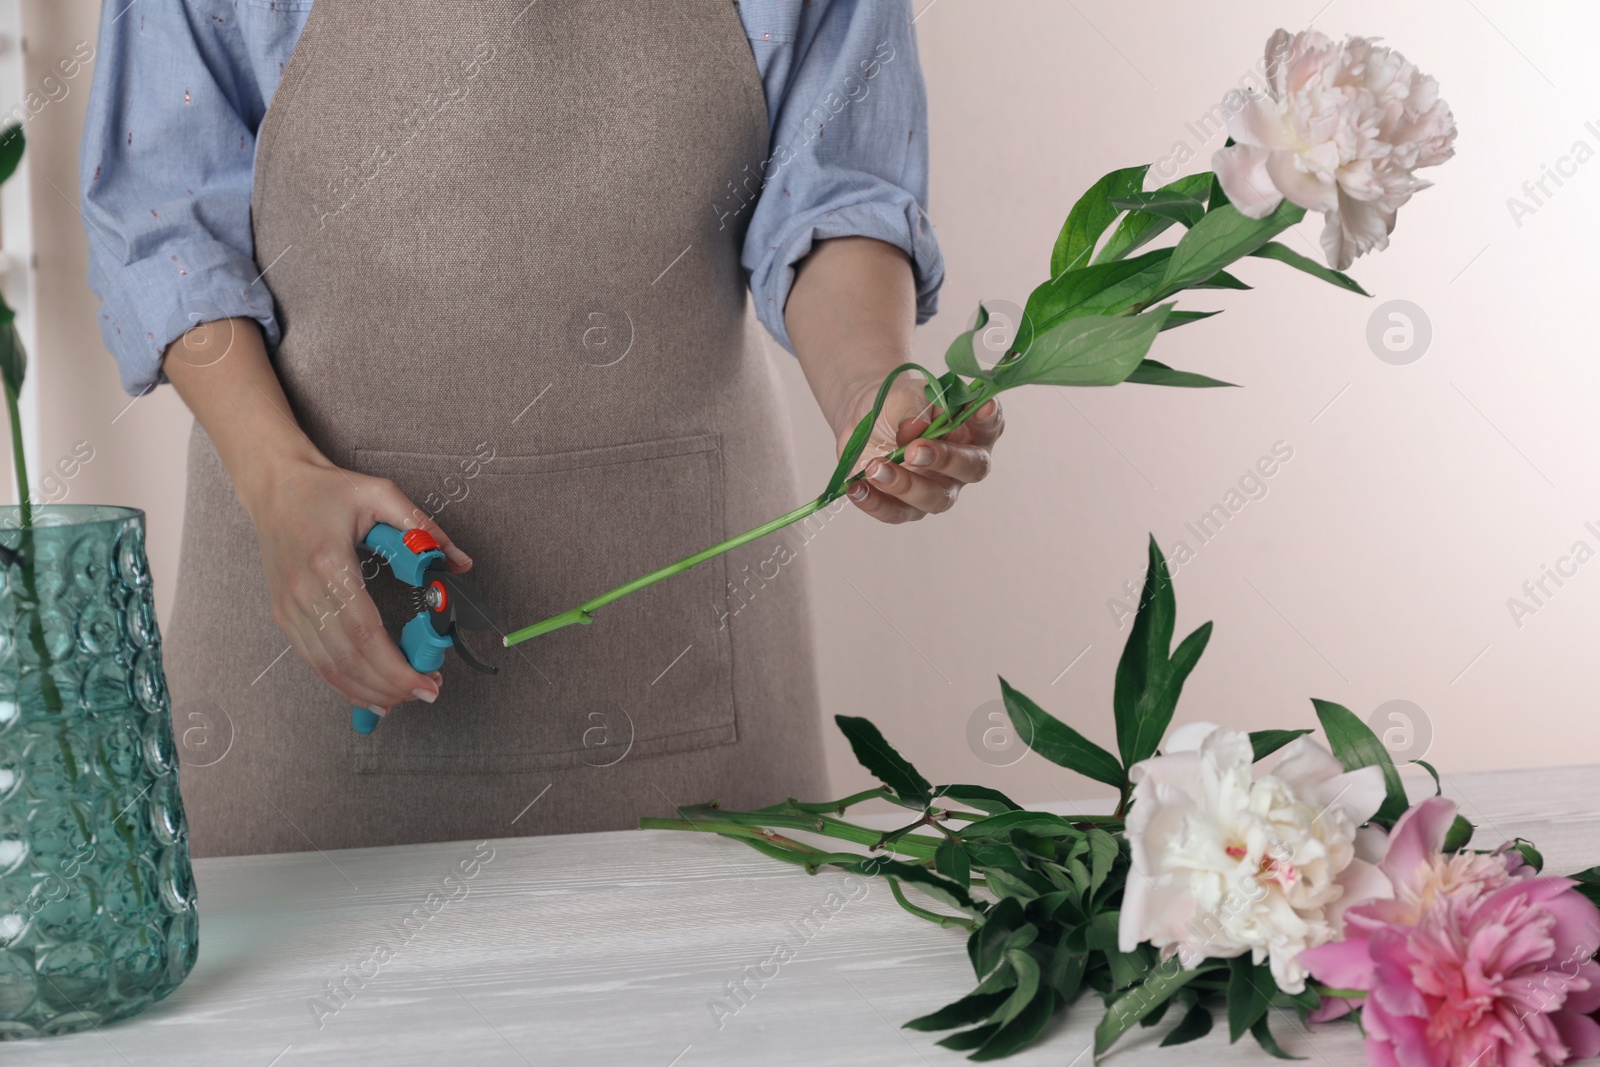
(81, 0, 1004, 857)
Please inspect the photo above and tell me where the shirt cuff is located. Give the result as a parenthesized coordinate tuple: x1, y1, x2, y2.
(751, 191, 945, 355)
(95, 239, 280, 396)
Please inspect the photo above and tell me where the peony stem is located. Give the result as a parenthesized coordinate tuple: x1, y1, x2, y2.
(888, 878, 975, 930)
(4, 377, 28, 530)
(753, 788, 900, 816)
(676, 805, 942, 860)
(503, 498, 828, 645)
(502, 381, 998, 647)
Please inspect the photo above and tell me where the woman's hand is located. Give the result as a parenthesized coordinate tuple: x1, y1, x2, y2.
(831, 376, 1005, 523)
(784, 236, 1004, 524)
(163, 317, 470, 719)
(240, 454, 473, 717)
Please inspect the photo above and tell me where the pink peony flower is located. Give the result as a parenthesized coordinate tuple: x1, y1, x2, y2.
(1213, 28, 1457, 270)
(1301, 797, 1600, 1067)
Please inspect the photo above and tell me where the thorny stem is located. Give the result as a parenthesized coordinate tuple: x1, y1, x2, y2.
(503, 379, 1000, 646)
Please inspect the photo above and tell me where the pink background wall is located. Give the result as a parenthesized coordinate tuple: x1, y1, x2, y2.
(12, 1, 1600, 808)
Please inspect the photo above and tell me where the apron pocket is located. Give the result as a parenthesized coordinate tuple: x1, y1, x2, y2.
(346, 435, 737, 775)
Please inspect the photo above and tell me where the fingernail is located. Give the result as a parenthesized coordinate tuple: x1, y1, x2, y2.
(368, 705, 389, 717)
(427, 672, 444, 686)
(907, 444, 934, 467)
(976, 401, 998, 422)
(848, 484, 869, 502)
(870, 462, 896, 486)
(412, 688, 438, 704)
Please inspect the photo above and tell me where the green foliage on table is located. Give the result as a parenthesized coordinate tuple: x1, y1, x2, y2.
(642, 539, 1410, 1061)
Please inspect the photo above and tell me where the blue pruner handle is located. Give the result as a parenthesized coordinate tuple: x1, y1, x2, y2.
(350, 524, 451, 733)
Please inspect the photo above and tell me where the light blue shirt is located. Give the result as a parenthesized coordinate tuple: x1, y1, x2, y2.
(81, 0, 944, 396)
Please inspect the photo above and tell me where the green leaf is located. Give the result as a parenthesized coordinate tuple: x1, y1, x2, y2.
(1114, 536, 1213, 768)
(1037, 889, 1087, 929)
(1208, 160, 1232, 211)
(833, 715, 932, 806)
(925, 368, 978, 415)
(999, 304, 1173, 389)
(1063, 857, 1091, 897)
(1251, 1014, 1304, 1060)
(1251, 241, 1370, 296)
(1108, 188, 1206, 227)
(1413, 759, 1443, 796)
(1087, 828, 1119, 898)
(973, 958, 1021, 996)
(931, 784, 1022, 814)
(1227, 956, 1275, 1042)
(1311, 700, 1408, 825)
(1441, 814, 1474, 853)
(1140, 995, 1176, 1028)
(1097, 172, 1215, 263)
(1512, 839, 1544, 873)
(1046, 941, 1087, 1000)
(820, 362, 939, 503)
(1019, 248, 1172, 351)
(904, 989, 1011, 1032)
(961, 810, 1083, 840)
(1160, 199, 1306, 296)
(1052, 164, 1149, 276)
(1570, 867, 1600, 907)
(971, 985, 1055, 1062)
(1094, 961, 1202, 1056)
(944, 304, 995, 380)
(999, 677, 1125, 789)
(1123, 358, 1237, 389)
(873, 860, 985, 918)
(1159, 309, 1222, 332)
(0, 124, 24, 188)
(1161, 1003, 1214, 1047)
(1248, 729, 1314, 762)
(985, 869, 1044, 902)
(970, 897, 1026, 976)
(935, 837, 972, 888)
(0, 319, 24, 400)
(937, 1023, 999, 1051)
(991, 949, 1041, 1027)
(1084, 910, 1120, 952)
(1193, 269, 1251, 291)
(1273, 984, 1322, 1013)
(1085, 912, 1150, 990)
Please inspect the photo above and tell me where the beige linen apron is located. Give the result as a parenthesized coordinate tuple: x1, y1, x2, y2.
(165, 0, 827, 857)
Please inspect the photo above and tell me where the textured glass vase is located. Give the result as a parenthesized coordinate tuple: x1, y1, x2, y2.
(0, 506, 196, 1038)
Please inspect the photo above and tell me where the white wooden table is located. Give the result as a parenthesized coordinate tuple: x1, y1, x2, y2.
(9, 765, 1600, 1066)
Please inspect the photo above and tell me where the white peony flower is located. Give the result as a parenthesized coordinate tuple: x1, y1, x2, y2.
(1212, 29, 1457, 270)
(1117, 723, 1392, 993)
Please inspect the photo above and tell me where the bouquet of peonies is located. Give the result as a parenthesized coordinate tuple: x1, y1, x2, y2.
(644, 537, 1600, 1065)
(504, 26, 1458, 646)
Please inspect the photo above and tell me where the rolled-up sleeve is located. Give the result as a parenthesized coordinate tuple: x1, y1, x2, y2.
(80, 0, 278, 396)
(741, 0, 944, 353)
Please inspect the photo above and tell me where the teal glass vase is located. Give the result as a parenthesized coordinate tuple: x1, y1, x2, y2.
(0, 505, 196, 1038)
